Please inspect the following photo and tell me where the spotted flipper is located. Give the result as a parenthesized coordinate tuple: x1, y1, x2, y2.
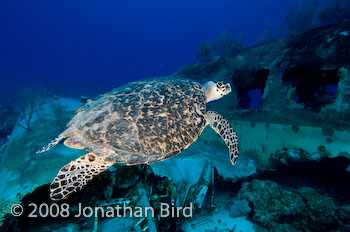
(206, 111, 239, 165)
(50, 153, 114, 200)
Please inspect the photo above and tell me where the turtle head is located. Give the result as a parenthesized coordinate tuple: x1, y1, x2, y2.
(202, 81, 231, 103)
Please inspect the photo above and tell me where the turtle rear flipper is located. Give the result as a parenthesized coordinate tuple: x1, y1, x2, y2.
(50, 153, 114, 200)
(206, 111, 239, 165)
(36, 135, 64, 154)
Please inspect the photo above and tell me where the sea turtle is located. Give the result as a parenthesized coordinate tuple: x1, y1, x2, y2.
(38, 77, 239, 200)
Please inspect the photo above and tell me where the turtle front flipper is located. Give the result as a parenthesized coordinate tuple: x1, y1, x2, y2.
(206, 111, 239, 165)
(50, 153, 114, 200)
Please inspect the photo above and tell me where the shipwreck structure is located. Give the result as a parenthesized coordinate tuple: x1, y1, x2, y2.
(176, 22, 350, 129)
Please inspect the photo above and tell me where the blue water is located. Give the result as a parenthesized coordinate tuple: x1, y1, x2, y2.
(0, 0, 296, 102)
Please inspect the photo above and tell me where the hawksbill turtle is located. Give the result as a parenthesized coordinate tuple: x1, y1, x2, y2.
(38, 77, 239, 200)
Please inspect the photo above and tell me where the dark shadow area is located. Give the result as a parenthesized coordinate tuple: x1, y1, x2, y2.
(233, 69, 270, 109)
(0, 104, 17, 147)
(283, 62, 340, 111)
(0, 165, 176, 232)
(261, 156, 350, 203)
(215, 156, 350, 205)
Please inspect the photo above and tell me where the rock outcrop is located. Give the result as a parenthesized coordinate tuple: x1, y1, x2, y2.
(238, 179, 350, 231)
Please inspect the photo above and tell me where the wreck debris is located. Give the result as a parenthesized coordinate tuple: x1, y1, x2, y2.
(175, 22, 350, 129)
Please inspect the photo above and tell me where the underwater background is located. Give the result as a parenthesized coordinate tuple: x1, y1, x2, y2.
(1, 0, 350, 231)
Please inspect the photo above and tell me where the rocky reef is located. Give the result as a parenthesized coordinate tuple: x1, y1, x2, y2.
(238, 179, 350, 231)
(2, 144, 349, 231)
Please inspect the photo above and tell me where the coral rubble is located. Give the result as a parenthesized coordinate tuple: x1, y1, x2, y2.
(238, 179, 350, 231)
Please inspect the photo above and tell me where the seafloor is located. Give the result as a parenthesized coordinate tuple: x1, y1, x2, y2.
(0, 22, 350, 232)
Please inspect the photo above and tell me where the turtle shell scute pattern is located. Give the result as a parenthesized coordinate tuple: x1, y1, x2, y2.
(136, 78, 207, 158)
(64, 78, 207, 164)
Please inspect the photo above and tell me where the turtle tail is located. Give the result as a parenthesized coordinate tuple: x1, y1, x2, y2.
(36, 135, 64, 154)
